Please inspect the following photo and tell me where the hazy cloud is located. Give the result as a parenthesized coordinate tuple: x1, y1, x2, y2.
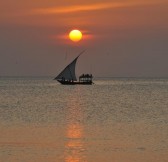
(32, 1, 165, 15)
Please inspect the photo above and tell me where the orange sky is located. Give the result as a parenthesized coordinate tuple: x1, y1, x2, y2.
(0, 0, 168, 76)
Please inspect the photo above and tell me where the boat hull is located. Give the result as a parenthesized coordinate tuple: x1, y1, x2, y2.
(57, 80, 93, 85)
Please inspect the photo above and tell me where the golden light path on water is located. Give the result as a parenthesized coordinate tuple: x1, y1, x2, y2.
(64, 86, 86, 162)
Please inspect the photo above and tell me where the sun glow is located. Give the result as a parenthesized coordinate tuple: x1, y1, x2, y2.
(69, 30, 83, 42)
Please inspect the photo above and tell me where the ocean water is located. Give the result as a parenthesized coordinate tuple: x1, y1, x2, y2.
(0, 77, 168, 162)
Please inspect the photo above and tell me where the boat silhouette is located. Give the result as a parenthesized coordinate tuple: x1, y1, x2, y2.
(54, 51, 93, 85)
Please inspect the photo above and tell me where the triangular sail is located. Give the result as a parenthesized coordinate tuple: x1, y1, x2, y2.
(55, 51, 85, 81)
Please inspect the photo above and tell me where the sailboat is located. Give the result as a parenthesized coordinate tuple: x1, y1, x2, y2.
(54, 51, 93, 85)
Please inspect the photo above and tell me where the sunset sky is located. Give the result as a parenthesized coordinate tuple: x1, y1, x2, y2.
(0, 0, 168, 77)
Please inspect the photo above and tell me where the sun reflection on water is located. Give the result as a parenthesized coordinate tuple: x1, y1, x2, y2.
(65, 123, 86, 162)
(64, 88, 87, 162)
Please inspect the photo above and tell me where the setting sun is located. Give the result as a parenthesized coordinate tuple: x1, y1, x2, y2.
(69, 29, 83, 42)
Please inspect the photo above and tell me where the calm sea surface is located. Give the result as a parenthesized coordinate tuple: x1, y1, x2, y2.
(0, 77, 168, 162)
